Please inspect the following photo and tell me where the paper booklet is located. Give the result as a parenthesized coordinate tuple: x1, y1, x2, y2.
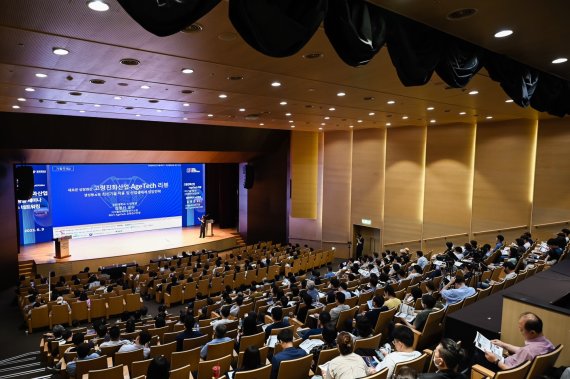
(367, 300, 374, 310)
(266, 335, 278, 348)
(474, 331, 504, 362)
(299, 338, 324, 354)
(395, 303, 416, 322)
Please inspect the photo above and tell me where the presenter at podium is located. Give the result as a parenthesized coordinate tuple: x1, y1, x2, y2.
(199, 215, 206, 238)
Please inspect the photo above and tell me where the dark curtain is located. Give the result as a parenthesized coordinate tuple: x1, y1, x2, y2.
(205, 163, 238, 229)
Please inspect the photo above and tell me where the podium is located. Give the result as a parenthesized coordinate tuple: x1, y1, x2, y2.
(206, 219, 214, 237)
(54, 236, 72, 259)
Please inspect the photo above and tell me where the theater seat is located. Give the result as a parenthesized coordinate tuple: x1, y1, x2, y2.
(471, 358, 531, 379)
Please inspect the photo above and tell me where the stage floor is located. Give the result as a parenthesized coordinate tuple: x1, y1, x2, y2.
(19, 226, 238, 267)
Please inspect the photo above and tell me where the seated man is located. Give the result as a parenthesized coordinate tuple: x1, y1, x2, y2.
(362, 295, 388, 328)
(298, 311, 331, 340)
(212, 305, 233, 328)
(329, 292, 350, 325)
(175, 315, 203, 351)
(118, 330, 152, 358)
(483, 312, 554, 370)
(398, 294, 437, 332)
(270, 328, 307, 379)
(440, 275, 475, 305)
(375, 325, 421, 379)
(66, 342, 100, 377)
(265, 307, 290, 340)
(200, 323, 232, 359)
(99, 325, 128, 347)
(420, 338, 466, 379)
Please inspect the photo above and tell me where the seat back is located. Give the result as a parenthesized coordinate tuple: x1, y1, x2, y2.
(393, 353, 428, 377)
(149, 341, 176, 360)
(71, 301, 90, 322)
(171, 347, 201, 371)
(336, 306, 358, 331)
(354, 333, 382, 351)
(526, 344, 563, 379)
(239, 332, 265, 352)
(275, 354, 312, 379)
(75, 355, 108, 379)
(170, 364, 191, 379)
(234, 364, 272, 379)
(206, 339, 234, 361)
(28, 306, 49, 333)
(365, 367, 389, 379)
(183, 282, 197, 302)
(476, 286, 492, 301)
(315, 347, 339, 375)
(197, 354, 232, 379)
(162, 331, 179, 344)
(183, 334, 209, 351)
(148, 326, 169, 341)
(87, 364, 123, 379)
(90, 298, 108, 319)
(374, 307, 397, 337)
(125, 293, 142, 312)
(114, 348, 144, 373)
(462, 293, 478, 309)
(99, 344, 121, 358)
(444, 299, 464, 317)
(165, 285, 183, 308)
(131, 359, 153, 378)
(107, 296, 125, 317)
(237, 346, 269, 368)
(415, 307, 445, 350)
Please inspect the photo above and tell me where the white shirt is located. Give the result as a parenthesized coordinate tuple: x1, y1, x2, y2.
(328, 353, 369, 379)
(376, 350, 421, 379)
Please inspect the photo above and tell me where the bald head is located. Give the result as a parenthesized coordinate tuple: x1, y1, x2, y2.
(518, 312, 543, 339)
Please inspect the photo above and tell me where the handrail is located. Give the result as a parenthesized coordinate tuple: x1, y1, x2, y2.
(383, 239, 421, 247)
(533, 220, 570, 228)
(472, 225, 528, 235)
(422, 232, 469, 242)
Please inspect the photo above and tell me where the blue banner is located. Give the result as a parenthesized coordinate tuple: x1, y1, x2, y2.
(17, 165, 53, 245)
(182, 164, 206, 227)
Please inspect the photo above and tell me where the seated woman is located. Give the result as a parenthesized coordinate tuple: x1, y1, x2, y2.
(327, 332, 373, 379)
(309, 323, 337, 363)
(236, 346, 263, 373)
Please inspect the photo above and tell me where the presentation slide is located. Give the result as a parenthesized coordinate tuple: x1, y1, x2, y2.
(16, 163, 206, 245)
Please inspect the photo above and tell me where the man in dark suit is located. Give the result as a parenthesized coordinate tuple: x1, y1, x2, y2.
(175, 314, 203, 351)
(199, 215, 206, 238)
(264, 307, 289, 340)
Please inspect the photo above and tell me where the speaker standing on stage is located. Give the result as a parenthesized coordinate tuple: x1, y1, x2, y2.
(356, 233, 364, 258)
(199, 215, 206, 238)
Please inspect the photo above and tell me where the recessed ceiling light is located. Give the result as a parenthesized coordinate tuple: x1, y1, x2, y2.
(259, 123, 264, 126)
(285, 112, 292, 116)
(183, 103, 190, 107)
(156, 109, 162, 113)
(35, 73, 47, 78)
(459, 111, 467, 115)
(289, 120, 294, 123)
(468, 90, 479, 95)
(329, 107, 335, 111)
(239, 108, 246, 112)
(87, 0, 109, 11)
(446, 8, 478, 21)
(135, 114, 141, 117)
(207, 114, 214, 117)
(386, 122, 391, 126)
(79, 110, 85, 113)
(321, 123, 326, 126)
(271, 81, 282, 87)
(337, 92, 346, 97)
(218, 94, 228, 99)
(552, 57, 568, 64)
(94, 104, 101, 107)
(140, 85, 150, 89)
(494, 29, 513, 38)
(324, 116, 330, 120)
(25, 87, 35, 92)
(505, 99, 514, 103)
(291, 125, 295, 128)
(183, 117, 188, 120)
(369, 112, 375, 116)
(349, 125, 354, 128)
(426, 106, 434, 111)
(17, 98, 26, 102)
(486, 116, 493, 119)
(280, 101, 287, 106)
(114, 96, 122, 100)
(430, 119, 436, 123)
(12, 105, 20, 109)
(181, 68, 194, 74)
(318, 127, 323, 131)
(402, 116, 408, 120)
(52, 47, 69, 55)
(387, 100, 396, 104)
(357, 119, 363, 123)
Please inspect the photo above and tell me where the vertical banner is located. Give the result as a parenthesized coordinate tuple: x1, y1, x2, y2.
(17, 164, 53, 245)
(182, 164, 206, 227)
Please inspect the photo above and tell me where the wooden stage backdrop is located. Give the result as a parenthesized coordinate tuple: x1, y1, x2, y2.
(19, 226, 239, 276)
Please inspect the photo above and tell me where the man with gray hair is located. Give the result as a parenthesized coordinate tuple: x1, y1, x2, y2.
(306, 280, 319, 303)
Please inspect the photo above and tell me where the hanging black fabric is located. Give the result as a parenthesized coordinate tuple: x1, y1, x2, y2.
(484, 53, 539, 108)
(530, 73, 566, 116)
(324, 0, 386, 67)
(435, 37, 482, 88)
(117, 0, 220, 37)
(229, 0, 327, 58)
(386, 11, 444, 86)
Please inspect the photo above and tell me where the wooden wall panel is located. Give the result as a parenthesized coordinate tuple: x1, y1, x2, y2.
(471, 119, 536, 241)
(290, 131, 319, 219)
(350, 129, 386, 230)
(532, 118, 570, 238)
(423, 124, 475, 251)
(322, 131, 352, 259)
(383, 126, 426, 245)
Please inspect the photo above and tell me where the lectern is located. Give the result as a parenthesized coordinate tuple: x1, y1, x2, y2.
(54, 236, 72, 259)
(206, 219, 214, 237)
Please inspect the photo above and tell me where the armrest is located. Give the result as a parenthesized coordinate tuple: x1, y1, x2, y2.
(107, 356, 113, 367)
(471, 364, 496, 379)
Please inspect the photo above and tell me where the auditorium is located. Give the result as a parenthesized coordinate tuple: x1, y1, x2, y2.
(0, 1, 569, 379)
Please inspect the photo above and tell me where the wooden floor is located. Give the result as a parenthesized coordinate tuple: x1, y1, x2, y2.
(19, 226, 239, 275)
